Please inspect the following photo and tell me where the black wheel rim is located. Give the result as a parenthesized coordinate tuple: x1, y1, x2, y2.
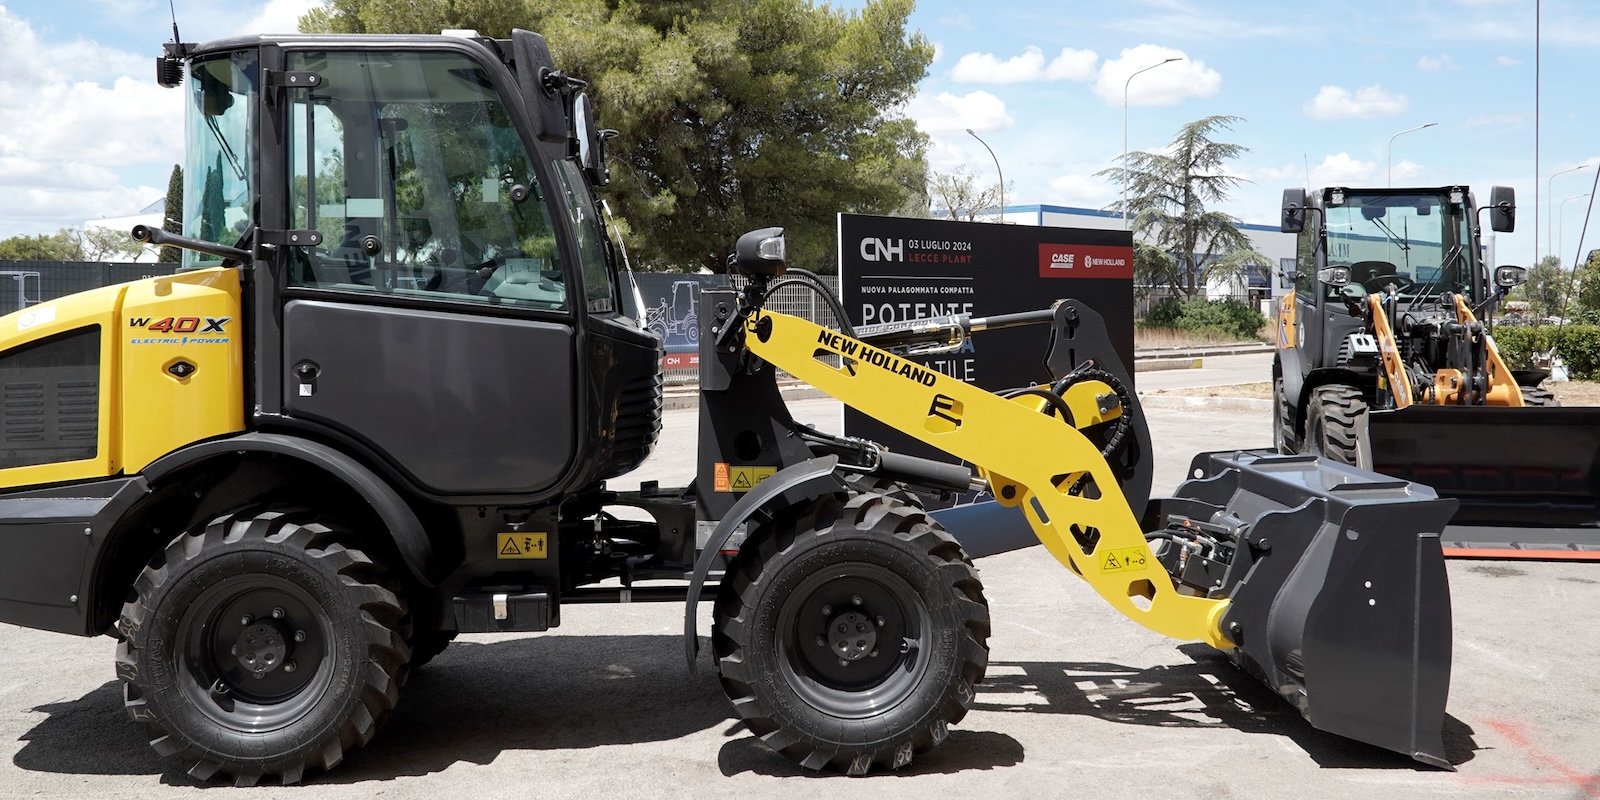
(775, 562, 930, 719)
(176, 575, 335, 733)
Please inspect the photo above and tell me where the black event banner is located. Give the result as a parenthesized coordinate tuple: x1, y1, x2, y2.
(836, 212, 1134, 467)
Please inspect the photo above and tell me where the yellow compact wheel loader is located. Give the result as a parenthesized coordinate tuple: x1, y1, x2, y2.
(0, 29, 1458, 785)
(1274, 185, 1600, 558)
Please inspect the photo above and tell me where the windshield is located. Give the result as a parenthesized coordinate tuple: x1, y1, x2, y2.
(1323, 192, 1476, 302)
(184, 51, 257, 268)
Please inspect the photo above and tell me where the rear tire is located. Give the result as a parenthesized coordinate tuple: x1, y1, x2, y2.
(115, 511, 409, 786)
(1304, 384, 1371, 469)
(1521, 385, 1560, 407)
(408, 630, 457, 670)
(712, 492, 989, 774)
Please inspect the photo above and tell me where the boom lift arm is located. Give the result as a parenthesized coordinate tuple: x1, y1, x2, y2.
(697, 228, 1461, 768)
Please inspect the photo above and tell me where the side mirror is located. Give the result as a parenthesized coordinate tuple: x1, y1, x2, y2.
(1317, 265, 1351, 288)
(732, 227, 786, 277)
(1488, 185, 1515, 233)
(1495, 265, 1528, 288)
(572, 93, 609, 187)
(1281, 188, 1307, 233)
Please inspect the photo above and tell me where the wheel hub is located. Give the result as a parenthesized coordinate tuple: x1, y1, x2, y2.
(827, 610, 878, 662)
(233, 621, 290, 677)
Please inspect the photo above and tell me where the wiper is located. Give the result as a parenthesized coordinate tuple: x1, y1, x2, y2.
(204, 114, 246, 182)
(1371, 215, 1410, 252)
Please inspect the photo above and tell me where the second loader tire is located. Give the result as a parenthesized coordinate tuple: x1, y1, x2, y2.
(712, 491, 989, 774)
(1272, 376, 1296, 454)
(1304, 384, 1371, 469)
(1521, 385, 1560, 407)
(115, 511, 410, 786)
(408, 630, 458, 670)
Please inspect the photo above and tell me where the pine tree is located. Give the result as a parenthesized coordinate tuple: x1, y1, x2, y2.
(160, 164, 183, 262)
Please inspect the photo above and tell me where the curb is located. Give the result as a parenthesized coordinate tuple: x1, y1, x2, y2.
(1136, 357, 1204, 373)
(1136, 395, 1271, 412)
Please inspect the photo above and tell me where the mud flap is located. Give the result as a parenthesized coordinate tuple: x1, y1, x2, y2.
(1154, 451, 1459, 768)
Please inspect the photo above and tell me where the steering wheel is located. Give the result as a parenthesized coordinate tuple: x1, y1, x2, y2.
(1361, 274, 1415, 293)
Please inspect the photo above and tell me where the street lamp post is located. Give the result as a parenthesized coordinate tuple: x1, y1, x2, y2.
(1122, 57, 1182, 230)
(1386, 122, 1438, 187)
(966, 128, 1004, 223)
(1548, 164, 1592, 263)
(1560, 193, 1591, 268)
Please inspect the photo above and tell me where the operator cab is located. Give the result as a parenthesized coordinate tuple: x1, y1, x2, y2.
(165, 31, 660, 500)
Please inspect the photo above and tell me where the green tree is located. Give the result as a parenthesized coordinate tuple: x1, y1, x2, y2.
(1098, 115, 1269, 297)
(0, 229, 82, 261)
(301, 0, 934, 273)
(160, 164, 184, 262)
(1519, 254, 1566, 320)
(76, 226, 145, 262)
(1132, 242, 1174, 304)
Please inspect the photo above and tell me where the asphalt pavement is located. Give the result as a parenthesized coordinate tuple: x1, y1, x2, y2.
(3, 374, 1598, 799)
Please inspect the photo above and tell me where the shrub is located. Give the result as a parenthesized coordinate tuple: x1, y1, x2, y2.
(1140, 298, 1266, 340)
(1493, 323, 1600, 380)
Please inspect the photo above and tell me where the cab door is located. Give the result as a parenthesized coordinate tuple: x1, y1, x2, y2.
(274, 47, 578, 497)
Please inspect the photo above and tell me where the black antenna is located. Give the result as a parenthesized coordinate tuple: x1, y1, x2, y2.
(168, 0, 181, 42)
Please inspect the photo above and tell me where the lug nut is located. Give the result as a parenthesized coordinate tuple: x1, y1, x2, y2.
(876, 616, 886, 627)
(284, 661, 296, 673)
(839, 659, 849, 667)
(815, 635, 827, 647)
(272, 607, 285, 619)
(851, 595, 863, 606)
(821, 605, 832, 616)
(294, 630, 306, 643)
(240, 615, 253, 625)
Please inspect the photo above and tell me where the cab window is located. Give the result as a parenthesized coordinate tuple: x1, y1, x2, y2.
(285, 50, 567, 312)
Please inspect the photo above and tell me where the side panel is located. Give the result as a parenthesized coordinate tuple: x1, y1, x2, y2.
(282, 299, 575, 496)
(0, 285, 124, 487)
(119, 269, 247, 471)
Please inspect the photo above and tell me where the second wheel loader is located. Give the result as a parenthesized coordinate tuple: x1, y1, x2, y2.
(1275, 185, 1600, 557)
(0, 27, 1457, 786)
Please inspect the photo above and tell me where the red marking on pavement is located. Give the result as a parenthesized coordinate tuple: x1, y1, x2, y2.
(1463, 719, 1600, 797)
(1445, 547, 1600, 561)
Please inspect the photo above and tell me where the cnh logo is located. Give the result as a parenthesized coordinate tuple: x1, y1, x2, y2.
(859, 237, 904, 262)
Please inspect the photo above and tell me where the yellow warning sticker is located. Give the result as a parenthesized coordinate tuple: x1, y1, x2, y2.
(1099, 546, 1149, 573)
(713, 463, 776, 493)
(496, 532, 548, 560)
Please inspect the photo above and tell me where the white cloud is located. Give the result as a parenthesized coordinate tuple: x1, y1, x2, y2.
(1418, 54, 1456, 72)
(949, 46, 1098, 84)
(1495, 55, 1521, 66)
(234, 0, 322, 35)
(1092, 45, 1219, 106)
(905, 90, 1014, 136)
(1303, 85, 1408, 120)
(0, 8, 182, 235)
(1046, 174, 1116, 208)
(1262, 153, 1381, 188)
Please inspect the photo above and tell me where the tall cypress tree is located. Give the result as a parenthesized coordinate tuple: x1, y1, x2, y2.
(159, 164, 184, 263)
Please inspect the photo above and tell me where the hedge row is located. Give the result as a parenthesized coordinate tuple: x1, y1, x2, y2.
(1142, 298, 1267, 340)
(1493, 324, 1600, 380)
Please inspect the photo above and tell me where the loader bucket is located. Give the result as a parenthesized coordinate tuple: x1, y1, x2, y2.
(1368, 405, 1600, 556)
(1153, 451, 1459, 768)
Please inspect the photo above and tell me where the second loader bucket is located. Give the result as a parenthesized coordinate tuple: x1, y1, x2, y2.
(1148, 451, 1459, 768)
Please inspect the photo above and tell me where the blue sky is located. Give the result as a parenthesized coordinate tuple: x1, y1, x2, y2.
(1, 0, 1597, 267)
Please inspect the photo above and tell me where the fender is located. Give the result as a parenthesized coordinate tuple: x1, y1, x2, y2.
(1277, 346, 1306, 436)
(141, 432, 439, 585)
(682, 456, 846, 669)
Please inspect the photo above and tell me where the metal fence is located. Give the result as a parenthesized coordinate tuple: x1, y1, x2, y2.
(0, 260, 180, 318)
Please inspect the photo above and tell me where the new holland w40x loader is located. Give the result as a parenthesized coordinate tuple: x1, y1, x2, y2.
(0, 28, 1458, 785)
(1275, 185, 1600, 557)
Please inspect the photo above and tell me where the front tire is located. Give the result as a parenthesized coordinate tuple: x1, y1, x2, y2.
(712, 492, 989, 774)
(1304, 384, 1371, 468)
(115, 511, 410, 786)
(1272, 376, 1295, 454)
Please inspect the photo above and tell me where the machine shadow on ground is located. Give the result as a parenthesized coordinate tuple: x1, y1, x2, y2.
(970, 643, 1479, 770)
(13, 637, 1476, 786)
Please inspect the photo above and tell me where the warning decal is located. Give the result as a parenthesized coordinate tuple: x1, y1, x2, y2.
(1099, 546, 1148, 573)
(713, 463, 776, 493)
(496, 532, 549, 560)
